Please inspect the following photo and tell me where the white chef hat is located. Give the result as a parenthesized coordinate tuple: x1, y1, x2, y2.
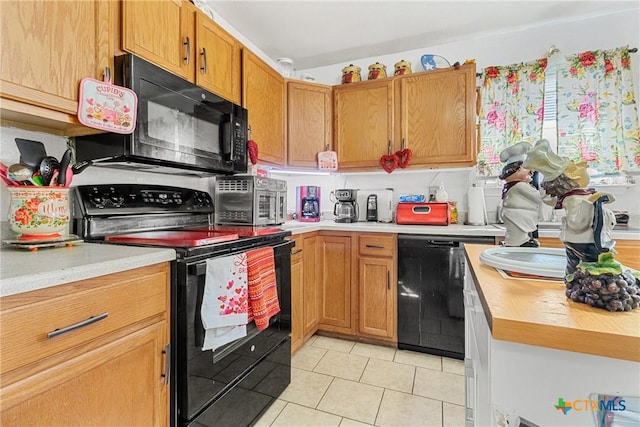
(522, 139, 570, 181)
(499, 141, 531, 165)
(499, 142, 532, 179)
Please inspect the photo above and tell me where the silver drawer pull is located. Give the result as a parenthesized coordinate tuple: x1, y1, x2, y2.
(47, 312, 108, 339)
(365, 244, 385, 249)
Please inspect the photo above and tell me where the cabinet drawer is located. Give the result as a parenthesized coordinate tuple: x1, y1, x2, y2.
(0, 263, 169, 375)
(359, 234, 396, 257)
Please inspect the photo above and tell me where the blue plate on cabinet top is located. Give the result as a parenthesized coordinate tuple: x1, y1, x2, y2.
(420, 54, 451, 71)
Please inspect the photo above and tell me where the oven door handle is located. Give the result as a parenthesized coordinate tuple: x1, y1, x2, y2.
(190, 263, 208, 276)
(188, 239, 294, 276)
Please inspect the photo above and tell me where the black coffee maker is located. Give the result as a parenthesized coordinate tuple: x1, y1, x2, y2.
(333, 189, 359, 223)
(366, 194, 378, 222)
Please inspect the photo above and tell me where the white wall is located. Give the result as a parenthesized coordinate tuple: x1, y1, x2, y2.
(296, 9, 640, 101)
(2, 9, 639, 227)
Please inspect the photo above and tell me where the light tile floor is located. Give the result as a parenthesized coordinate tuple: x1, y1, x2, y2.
(256, 335, 466, 427)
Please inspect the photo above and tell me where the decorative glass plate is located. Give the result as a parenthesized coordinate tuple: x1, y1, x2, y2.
(420, 54, 451, 71)
(480, 247, 567, 279)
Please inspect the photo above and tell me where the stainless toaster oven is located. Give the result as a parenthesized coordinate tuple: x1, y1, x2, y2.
(214, 176, 287, 226)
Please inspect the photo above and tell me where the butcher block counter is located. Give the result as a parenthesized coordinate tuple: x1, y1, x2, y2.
(464, 244, 640, 362)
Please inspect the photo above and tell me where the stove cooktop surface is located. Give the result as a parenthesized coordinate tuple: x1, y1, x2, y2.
(103, 226, 286, 248)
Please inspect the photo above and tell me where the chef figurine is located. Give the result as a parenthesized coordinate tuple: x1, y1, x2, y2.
(499, 141, 542, 247)
(522, 139, 616, 274)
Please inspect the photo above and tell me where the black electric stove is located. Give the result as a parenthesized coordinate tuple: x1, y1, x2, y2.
(73, 184, 293, 427)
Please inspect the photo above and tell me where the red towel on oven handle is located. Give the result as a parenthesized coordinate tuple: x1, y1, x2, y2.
(246, 246, 280, 330)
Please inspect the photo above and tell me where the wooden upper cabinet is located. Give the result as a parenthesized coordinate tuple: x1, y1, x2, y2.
(287, 81, 333, 168)
(243, 50, 285, 165)
(397, 63, 477, 167)
(122, 1, 242, 104)
(122, 0, 195, 82)
(195, 13, 241, 104)
(334, 79, 395, 170)
(0, 0, 113, 129)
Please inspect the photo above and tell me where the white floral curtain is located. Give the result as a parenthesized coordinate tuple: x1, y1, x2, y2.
(477, 60, 547, 176)
(556, 47, 640, 175)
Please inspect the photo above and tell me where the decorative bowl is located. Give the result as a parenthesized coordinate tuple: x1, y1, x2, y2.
(7, 186, 70, 238)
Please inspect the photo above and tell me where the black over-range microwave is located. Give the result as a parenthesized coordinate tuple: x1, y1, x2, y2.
(75, 54, 248, 176)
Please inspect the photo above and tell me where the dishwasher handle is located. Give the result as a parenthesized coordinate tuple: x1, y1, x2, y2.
(398, 234, 495, 247)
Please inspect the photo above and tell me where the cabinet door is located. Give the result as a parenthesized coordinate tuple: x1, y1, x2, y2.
(0, 0, 112, 115)
(243, 50, 286, 165)
(1, 322, 169, 427)
(318, 235, 353, 334)
(399, 64, 477, 167)
(196, 12, 241, 104)
(359, 256, 396, 339)
(122, 0, 195, 81)
(287, 81, 333, 168)
(302, 235, 320, 338)
(290, 237, 304, 353)
(334, 79, 395, 170)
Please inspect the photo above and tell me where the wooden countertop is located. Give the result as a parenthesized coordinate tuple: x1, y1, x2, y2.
(464, 244, 640, 362)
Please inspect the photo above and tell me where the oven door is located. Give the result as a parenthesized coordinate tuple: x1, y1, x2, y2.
(254, 190, 277, 226)
(276, 191, 287, 225)
(175, 239, 292, 425)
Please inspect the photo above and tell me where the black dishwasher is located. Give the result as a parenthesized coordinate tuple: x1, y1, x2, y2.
(397, 234, 494, 359)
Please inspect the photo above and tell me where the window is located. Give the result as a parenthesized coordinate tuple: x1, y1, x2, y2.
(478, 47, 639, 178)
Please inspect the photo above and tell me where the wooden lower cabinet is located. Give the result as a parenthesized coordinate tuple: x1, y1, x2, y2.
(290, 232, 321, 353)
(357, 234, 397, 342)
(291, 231, 398, 347)
(303, 235, 321, 337)
(318, 233, 355, 335)
(0, 263, 171, 426)
(290, 236, 304, 353)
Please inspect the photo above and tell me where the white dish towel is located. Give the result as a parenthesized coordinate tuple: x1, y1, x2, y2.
(200, 252, 249, 351)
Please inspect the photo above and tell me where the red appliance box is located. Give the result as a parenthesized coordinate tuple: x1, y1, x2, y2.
(395, 202, 450, 225)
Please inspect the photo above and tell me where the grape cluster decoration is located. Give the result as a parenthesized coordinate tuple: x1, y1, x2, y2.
(565, 252, 640, 312)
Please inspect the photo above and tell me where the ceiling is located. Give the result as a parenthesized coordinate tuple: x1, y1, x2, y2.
(205, 1, 639, 70)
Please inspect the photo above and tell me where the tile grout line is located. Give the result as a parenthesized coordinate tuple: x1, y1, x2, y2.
(315, 376, 336, 410)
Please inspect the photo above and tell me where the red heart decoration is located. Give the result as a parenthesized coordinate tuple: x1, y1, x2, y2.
(396, 148, 413, 168)
(248, 140, 259, 164)
(379, 154, 398, 174)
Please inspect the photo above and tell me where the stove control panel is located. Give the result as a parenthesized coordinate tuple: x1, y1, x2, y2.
(74, 184, 214, 215)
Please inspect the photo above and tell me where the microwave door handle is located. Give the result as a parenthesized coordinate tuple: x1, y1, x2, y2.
(221, 122, 232, 160)
(270, 195, 277, 221)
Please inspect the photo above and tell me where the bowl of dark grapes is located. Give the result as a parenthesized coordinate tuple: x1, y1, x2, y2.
(565, 252, 640, 312)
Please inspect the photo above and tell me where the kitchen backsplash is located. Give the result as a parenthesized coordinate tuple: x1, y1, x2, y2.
(2, 126, 639, 228)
